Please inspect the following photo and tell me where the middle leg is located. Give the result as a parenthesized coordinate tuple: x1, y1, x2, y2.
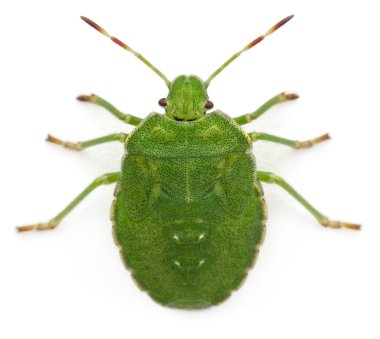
(249, 131, 330, 149)
(46, 133, 128, 151)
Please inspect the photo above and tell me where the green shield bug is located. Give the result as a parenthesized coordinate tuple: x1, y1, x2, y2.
(17, 15, 360, 309)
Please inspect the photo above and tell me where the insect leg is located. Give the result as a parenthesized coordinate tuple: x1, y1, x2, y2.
(77, 94, 142, 126)
(249, 132, 330, 149)
(256, 171, 360, 230)
(46, 133, 128, 151)
(234, 92, 298, 125)
(17, 172, 120, 232)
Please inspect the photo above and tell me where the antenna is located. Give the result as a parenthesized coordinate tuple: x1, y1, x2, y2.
(205, 15, 294, 88)
(81, 16, 171, 88)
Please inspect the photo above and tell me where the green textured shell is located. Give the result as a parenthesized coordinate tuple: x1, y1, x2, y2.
(111, 110, 267, 309)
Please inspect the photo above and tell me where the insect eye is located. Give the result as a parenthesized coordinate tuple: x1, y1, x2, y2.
(205, 100, 214, 110)
(158, 98, 167, 107)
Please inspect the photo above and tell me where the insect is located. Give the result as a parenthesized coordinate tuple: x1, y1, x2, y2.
(17, 15, 360, 309)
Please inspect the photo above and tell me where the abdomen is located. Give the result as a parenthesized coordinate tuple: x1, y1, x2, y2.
(112, 152, 266, 309)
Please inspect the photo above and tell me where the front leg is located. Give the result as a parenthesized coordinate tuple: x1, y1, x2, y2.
(234, 92, 299, 125)
(77, 94, 142, 126)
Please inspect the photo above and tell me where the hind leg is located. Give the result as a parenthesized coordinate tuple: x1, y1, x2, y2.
(17, 172, 120, 232)
(257, 171, 360, 230)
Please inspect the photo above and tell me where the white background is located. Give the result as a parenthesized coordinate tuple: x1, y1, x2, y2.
(1, 0, 379, 338)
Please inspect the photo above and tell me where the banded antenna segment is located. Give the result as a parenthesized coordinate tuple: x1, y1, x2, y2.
(205, 15, 294, 88)
(81, 16, 171, 88)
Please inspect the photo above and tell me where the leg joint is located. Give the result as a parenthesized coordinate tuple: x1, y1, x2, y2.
(94, 173, 119, 186)
(249, 132, 258, 141)
(258, 171, 280, 184)
(117, 132, 128, 142)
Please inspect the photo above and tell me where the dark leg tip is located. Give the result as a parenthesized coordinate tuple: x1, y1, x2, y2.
(316, 133, 331, 143)
(76, 94, 95, 102)
(46, 134, 59, 144)
(284, 92, 299, 100)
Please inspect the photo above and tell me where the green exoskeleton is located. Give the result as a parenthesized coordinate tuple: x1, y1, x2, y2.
(18, 15, 360, 309)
